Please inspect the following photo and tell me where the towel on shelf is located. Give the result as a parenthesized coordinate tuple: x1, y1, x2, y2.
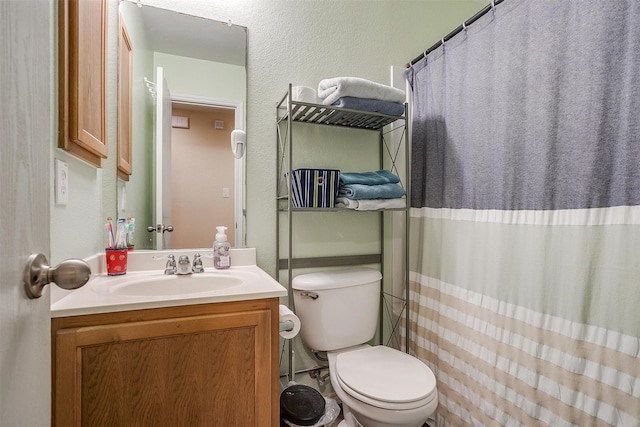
(331, 97, 405, 117)
(338, 182, 406, 200)
(339, 170, 400, 186)
(318, 77, 406, 106)
(336, 197, 406, 211)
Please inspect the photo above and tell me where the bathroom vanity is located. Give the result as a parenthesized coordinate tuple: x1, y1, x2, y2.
(51, 249, 286, 427)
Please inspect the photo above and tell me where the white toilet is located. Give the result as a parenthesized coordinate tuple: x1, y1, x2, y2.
(293, 268, 438, 427)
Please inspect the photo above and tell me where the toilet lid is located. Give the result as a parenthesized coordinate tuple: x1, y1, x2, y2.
(336, 346, 436, 407)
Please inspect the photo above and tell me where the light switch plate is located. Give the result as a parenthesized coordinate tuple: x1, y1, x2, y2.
(55, 159, 69, 205)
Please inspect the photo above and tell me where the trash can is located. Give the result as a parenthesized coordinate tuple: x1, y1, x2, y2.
(280, 384, 326, 426)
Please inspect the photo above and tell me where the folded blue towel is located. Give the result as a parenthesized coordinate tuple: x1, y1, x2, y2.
(338, 183, 406, 200)
(331, 97, 405, 117)
(339, 170, 400, 186)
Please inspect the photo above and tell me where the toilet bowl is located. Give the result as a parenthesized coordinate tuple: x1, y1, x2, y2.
(329, 345, 437, 427)
(292, 268, 439, 427)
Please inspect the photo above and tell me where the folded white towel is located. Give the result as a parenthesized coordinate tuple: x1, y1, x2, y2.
(318, 77, 406, 106)
(336, 197, 406, 211)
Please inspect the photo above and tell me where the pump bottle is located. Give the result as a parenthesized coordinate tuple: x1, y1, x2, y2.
(213, 226, 231, 269)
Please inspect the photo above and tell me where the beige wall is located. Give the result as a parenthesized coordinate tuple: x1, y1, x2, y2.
(140, 0, 488, 274)
(51, 0, 489, 270)
(170, 106, 236, 248)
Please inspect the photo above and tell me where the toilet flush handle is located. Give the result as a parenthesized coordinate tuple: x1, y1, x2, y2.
(300, 291, 319, 300)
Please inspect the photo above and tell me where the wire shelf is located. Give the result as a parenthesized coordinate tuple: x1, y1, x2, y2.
(278, 100, 404, 131)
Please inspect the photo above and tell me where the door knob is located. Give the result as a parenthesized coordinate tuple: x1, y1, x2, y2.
(147, 224, 174, 233)
(23, 253, 91, 299)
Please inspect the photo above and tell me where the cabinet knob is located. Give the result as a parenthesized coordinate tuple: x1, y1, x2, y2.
(23, 253, 91, 299)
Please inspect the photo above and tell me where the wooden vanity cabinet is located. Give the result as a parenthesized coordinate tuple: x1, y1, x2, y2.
(51, 298, 280, 426)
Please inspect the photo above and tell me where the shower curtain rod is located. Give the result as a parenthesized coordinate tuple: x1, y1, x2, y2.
(406, 0, 505, 67)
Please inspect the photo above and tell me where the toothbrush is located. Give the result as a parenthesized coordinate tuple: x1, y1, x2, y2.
(105, 217, 115, 249)
(126, 217, 135, 247)
(115, 218, 127, 248)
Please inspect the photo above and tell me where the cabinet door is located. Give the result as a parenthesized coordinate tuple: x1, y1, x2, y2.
(117, 18, 133, 180)
(54, 310, 272, 426)
(58, 0, 107, 167)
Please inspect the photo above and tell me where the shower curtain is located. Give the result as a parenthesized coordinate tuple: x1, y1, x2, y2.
(405, 1, 640, 425)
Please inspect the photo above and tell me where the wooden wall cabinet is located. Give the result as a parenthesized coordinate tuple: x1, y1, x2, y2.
(58, 0, 108, 167)
(52, 299, 280, 426)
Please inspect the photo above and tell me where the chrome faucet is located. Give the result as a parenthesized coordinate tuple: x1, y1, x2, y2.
(164, 254, 177, 275)
(152, 254, 179, 274)
(192, 253, 204, 273)
(177, 255, 192, 275)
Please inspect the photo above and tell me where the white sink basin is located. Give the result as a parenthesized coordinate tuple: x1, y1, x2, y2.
(99, 273, 243, 297)
(51, 252, 288, 318)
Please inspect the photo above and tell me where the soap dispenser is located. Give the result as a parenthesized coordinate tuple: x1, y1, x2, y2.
(213, 226, 231, 269)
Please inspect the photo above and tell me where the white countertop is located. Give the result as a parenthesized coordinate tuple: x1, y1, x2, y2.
(51, 248, 287, 318)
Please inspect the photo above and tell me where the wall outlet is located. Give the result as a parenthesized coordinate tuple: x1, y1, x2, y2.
(55, 159, 69, 205)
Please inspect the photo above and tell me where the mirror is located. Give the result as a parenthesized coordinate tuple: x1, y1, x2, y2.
(117, 1, 247, 250)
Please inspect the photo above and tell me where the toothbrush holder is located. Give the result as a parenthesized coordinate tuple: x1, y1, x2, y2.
(105, 248, 128, 276)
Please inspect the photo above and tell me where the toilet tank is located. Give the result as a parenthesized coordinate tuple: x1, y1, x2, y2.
(292, 268, 382, 352)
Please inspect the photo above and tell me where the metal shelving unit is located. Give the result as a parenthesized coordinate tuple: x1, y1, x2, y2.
(276, 84, 410, 382)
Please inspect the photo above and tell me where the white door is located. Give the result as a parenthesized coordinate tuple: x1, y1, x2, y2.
(0, 1, 51, 425)
(154, 67, 173, 250)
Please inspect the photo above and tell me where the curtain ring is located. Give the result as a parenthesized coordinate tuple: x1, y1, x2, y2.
(462, 21, 467, 32)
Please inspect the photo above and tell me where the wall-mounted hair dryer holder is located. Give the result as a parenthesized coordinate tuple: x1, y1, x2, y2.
(231, 129, 246, 159)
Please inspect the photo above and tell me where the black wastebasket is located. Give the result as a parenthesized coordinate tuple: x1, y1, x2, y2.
(280, 384, 326, 426)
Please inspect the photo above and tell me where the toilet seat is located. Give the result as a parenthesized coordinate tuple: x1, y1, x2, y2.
(335, 346, 437, 411)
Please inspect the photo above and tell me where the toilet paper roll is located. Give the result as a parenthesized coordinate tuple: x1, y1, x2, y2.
(291, 86, 317, 103)
(279, 304, 301, 339)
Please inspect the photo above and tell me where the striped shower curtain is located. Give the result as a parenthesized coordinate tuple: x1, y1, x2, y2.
(405, 1, 640, 425)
